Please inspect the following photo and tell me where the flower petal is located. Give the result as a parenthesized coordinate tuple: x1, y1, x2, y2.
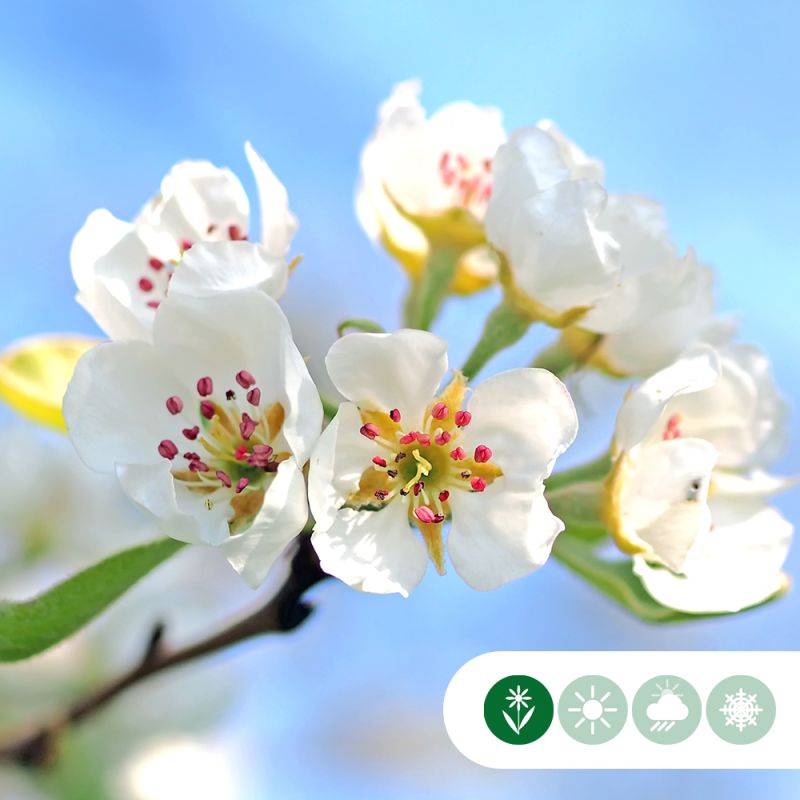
(325, 329, 448, 427)
(244, 141, 299, 258)
(448, 484, 562, 591)
(222, 459, 309, 587)
(311, 497, 428, 597)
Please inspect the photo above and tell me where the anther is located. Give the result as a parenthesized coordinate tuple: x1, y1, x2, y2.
(226, 389, 236, 401)
(474, 445, 492, 463)
(247, 444, 273, 468)
(228, 225, 246, 241)
(389, 408, 401, 422)
(247, 388, 261, 406)
(438, 490, 450, 502)
(200, 400, 215, 420)
(181, 239, 193, 251)
(413, 481, 424, 497)
(415, 433, 431, 447)
(450, 447, 466, 461)
(183, 451, 200, 461)
(471, 476, 487, 492)
(235, 478, 249, 494)
(431, 402, 449, 420)
(149, 257, 164, 271)
(182, 426, 199, 440)
(435, 430, 451, 446)
(461, 470, 471, 479)
(138, 277, 154, 292)
(216, 470, 232, 488)
(395, 452, 407, 462)
(196, 377, 213, 396)
(399, 432, 416, 445)
(236, 370, 256, 388)
(372, 456, 387, 468)
(415, 506, 444, 524)
(147, 300, 161, 309)
(166, 395, 183, 415)
(189, 460, 210, 473)
(239, 412, 257, 440)
(360, 423, 380, 440)
(387, 469, 398, 478)
(235, 444, 248, 460)
(454, 410, 472, 427)
(374, 490, 388, 500)
(157, 440, 178, 460)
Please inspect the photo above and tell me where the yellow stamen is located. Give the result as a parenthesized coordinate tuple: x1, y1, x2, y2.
(402, 448, 432, 494)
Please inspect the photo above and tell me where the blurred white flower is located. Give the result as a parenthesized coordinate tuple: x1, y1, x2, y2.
(356, 79, 506, 294)
(63, 289, 322, 587)
(309, 329, 577, 595)
(72, 143, 297, 341)
(485, 124, 621, 320)
(606, 344, 794, 612)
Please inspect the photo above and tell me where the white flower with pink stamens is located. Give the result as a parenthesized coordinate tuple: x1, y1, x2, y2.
(63, 289, 322, 587)
(485, 125, 621, 318)
(71, 142, 297, 341)
(607, 343, 794, 611)
(308, 329, 578, 596)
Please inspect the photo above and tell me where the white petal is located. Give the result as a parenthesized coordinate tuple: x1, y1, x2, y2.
(168, 240, 288, 300)
(325, 329, 448, 428)
(615, 344, 721, 451)
(311, 498, 428, 597)
(63, 340, 185, 473)
(634, 496, 792, 613)
(448, 483, 562, 591)
(307, 403, 376, 531)
(244, 141, 298, 258)
(459, 368, 578, 491)
(619, 438, 717, 571)
(536, 120, 605, 184)
(222, 459, 309, 588)
(711, 469, 800, 497)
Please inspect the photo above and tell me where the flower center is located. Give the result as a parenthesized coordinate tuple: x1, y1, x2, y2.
(156, 368, 288, 533)
(438, 151, 493, 210)
(137, 223, 248, 311)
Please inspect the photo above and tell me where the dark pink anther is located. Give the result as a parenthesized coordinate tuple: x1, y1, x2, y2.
(415, 433, 431, 447)
(216, 470, 232, 488)
(247, 388, 261, 406)
(183, 451, 200, 461)
(387, 469, 398, 478)
(181, 239, 193, 251)
(149, 257, 164, 271)
(474, 445, 492, 463)
(182, 426, 199, 440)
(435, 430, 452, 446)
(471, 476, 487, 492)
(236, 478, 249, 494)
(166, 395, 183, 415)
(228, 224, 246, 241)
(196, 376, 213, 396)
(236, 370, 256, 388)
(372, 456, 387, 468)
(235, 444, 248, 461)
(454, 410, 472, 428)
(226, 389, 236, 401)
(413, 482, 424, 497)
(374, 489, 388, 500)
(138, 277, 154, 292)
(200, 400, 215, 420)
(461, 470, 471, 479)
(247, 444, 274, 468)
(399, 432, 416, 445)
(431, 402, 449, 420)
(189, 460, 210, 473)
(389, 408, 401, 423)
(394, 452, 407, 462)
(157, 439, 178, 460)
(360, 423, 380, 440)
(439, 490, 450, 502)
(239, 412, 257, 440)
(414, 506, 437, 524)
(147, 300, 161, 309)
(449, 447, 466, 461)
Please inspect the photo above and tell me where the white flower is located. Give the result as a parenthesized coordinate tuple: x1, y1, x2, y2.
(63, 289, 322, 587)
(573, 195, 735, 376)
(355, 80, 506, 295)
(607, 343, 794, 612)
(71, 143, 297, 341)
(308, 329, 578, 596)
(484, 125, 621, 319)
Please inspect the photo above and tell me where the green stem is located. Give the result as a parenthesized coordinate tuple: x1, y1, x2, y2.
(546, 451, 611, 492)
(403, 248, 459, 330)
(460, 302, 532, 381)
(530, 337, 579, 379)
(546, 480, 607, 542)
(320, 394, 340, 420)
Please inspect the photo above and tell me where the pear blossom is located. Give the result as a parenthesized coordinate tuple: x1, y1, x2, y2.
(308, 329, 578, 596)
(606, 343, 793, 612)
(63, 289, 322, 587)
(560, 195, 735, 376)
(356, 80, 506, 295)
(484, 124, 621, 321)
(71, 143, 297, 341)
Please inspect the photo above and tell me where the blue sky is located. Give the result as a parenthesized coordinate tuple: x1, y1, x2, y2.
(1, 2, 798, 797)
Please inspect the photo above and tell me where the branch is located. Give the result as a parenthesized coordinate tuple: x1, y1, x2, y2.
(0, 535, 328, 768)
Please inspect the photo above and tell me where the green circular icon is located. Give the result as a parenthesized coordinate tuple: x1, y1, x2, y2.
(632, 675, 702, 744)
(484, 675, 554, 745)
(558, 675, 628, 744)
(706, 675, 776, 744)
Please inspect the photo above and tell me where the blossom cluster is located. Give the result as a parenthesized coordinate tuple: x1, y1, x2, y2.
(42, 81, 793, 616)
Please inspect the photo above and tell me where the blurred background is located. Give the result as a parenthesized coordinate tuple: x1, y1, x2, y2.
(0, 1, 798, 797)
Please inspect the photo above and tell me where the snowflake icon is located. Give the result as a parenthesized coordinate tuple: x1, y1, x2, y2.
(720, 688, 763, 732)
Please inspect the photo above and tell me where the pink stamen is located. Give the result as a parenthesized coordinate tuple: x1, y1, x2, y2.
(474, 445, 492, 463)
(449, 447, 466, 461)
(415, 506, 437, 524)
(235, 444, 249, 461)
(147, 300, 161, 309)
(200, 400, 215, 420)
(415, 433, 431, 447)
(431, 402, 449, 420)
(166, 395, 183, 415)
(413, 481, 424, 497)
(239, 412, 257, 440)
(236, 478, 249, 494)
(454, 410, 472, 428)
(183, 451, 200, 461)
(157, 440, 178, 460)
(247, 388, 261, 406)
(236, 370, 256, 388)
(435, 430, 452, 446)
(389, 408, 401, 422)
(399, 432, 416, 445)
(181, 239, 193, 251)
(216, 470, 232, 488)
(471, 476, 487, 492)
(247, 444, 273, 468)
(372, 456, 387, 468)
(360, 423, 380, 440)
(189, 460, 210, 473)
(182, 426, 199, 440)
(138, 277, 154, 292)
(149, 257, 164, 271)
(439, 490, 450, 502)
(228, 224, 246, 241)
(196, 376, 213, 397)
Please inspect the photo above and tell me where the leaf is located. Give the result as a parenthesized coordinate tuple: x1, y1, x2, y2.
(0, 538, 185, 661)
(519, 706, 535, 731)
(336, 318, 385, 338)
(502, 710, 518, 735)
(0, 335, 100, 432)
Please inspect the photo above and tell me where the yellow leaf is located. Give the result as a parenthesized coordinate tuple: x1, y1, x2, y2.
(0, 335, 100, 432)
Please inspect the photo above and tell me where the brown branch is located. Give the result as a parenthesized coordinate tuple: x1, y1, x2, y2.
(0, 535, 328, 768)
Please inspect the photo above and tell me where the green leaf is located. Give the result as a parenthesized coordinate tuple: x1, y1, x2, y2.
(403, 248, 460, 330)
(336, 318, 385, 338)
(0, 538, 185, 662)
(460, 301, 532, 381)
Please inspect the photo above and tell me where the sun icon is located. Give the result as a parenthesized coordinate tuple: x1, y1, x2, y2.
(566, 683, 620, 737)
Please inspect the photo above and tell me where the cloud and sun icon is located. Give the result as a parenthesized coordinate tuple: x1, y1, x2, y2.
(646, 679, 689, 732)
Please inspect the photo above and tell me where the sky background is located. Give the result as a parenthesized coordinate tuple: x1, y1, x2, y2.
(1, 1, 799, 797)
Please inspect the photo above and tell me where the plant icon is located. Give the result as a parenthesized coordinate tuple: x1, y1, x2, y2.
(484, 675, 554, 745)
(503, 685, 535, 735)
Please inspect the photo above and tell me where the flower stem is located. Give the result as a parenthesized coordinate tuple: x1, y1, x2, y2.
(546, 451, 611, 492)
(403, 248, 459, 330)
(460, 302, 532, 381)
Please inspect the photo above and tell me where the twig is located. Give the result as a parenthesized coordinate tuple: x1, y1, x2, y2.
(0, 535, 328, 768)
